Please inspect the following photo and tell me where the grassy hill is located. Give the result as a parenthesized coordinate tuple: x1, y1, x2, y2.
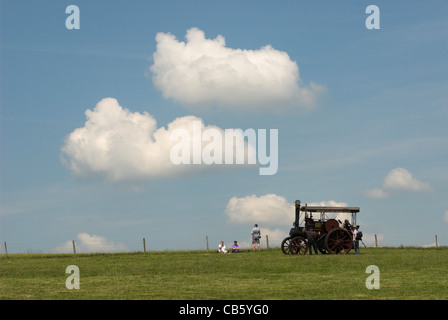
(1, 247, 447, 300)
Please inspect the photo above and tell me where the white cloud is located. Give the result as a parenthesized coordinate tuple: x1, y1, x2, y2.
(443, 210, 448, 223)
(224, 194, 349, 227)
(306, 200, 352, 223)
(150, 27, 325, 113)
(362, 187, 388, 199)
(307, 200, 348, 207)
(364, 168, 432, 199)
(383, 168, 432, 192)
(225, 194, 293, 226)
(53, 232, 128, 253)
(61, 98, 256, 182)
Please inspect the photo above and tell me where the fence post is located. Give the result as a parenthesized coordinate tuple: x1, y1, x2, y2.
(375, 234, 378, 248)
(72, 240, 76, 257)
(435, 234, 438, 248)
(206, 236, 209, 252)
(143, 237, 147, 254)
(266, 235, 269, 250)
(4, 242, 8, 258)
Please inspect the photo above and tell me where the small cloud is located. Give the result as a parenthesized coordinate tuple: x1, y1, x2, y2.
(307, 200, 352, 221)
(307, 200, 348, 207)
(307, 200, 351, 222)
(362, 188, 389, 199)
(443, 210, 448, 223)
(383, 168, 432, 192)
(150, 27, 325, 113)
(53, 232, 128, 253)
(364, 168, 432, 199)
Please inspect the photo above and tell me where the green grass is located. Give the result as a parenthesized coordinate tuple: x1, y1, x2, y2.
(1, 247, 447, 300)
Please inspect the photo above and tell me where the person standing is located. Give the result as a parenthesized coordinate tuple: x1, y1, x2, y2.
(353, 225, 361, 255)
(251, 224, 261, 251)
(304, 227, 318, 255)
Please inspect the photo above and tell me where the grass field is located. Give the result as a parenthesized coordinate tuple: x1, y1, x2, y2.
(0, 247, 447, 300)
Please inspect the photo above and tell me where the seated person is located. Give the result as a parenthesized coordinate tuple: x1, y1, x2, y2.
(232, 241, 240, 253)
(218, 241, 228, 253)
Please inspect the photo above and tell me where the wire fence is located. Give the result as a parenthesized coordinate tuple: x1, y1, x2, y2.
(0, 233, 445, 256)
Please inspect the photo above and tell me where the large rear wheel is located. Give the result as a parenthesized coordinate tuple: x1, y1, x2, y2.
(325, 228, 352, 254)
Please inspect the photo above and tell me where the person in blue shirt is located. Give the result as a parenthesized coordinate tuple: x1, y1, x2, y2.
(232, 241, 240, 253)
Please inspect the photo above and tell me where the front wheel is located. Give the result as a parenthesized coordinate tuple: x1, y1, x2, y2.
(281, 237, 293, 255)
(290, 236, 308, 255)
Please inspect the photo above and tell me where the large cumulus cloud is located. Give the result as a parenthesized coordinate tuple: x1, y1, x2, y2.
(150, 27, 325, 112)
(61, 98, 256, 182)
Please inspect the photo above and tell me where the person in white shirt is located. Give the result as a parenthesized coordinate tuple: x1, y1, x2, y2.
(218, 241, 228, 253)
(352, 225, 360, 255)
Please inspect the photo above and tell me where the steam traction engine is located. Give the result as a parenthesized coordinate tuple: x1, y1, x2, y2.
(281, 200, 360, 255)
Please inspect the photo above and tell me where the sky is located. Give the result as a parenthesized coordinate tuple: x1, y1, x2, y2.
(0, 0, 447, 253)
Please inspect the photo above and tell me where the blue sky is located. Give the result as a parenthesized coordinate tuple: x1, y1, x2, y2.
(1, 0, 447, 253)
